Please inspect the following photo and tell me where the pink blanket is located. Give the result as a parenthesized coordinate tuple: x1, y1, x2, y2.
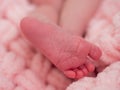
(0, 0, 120, 90)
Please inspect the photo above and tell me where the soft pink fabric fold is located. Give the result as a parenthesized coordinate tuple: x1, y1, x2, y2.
(0, 0, 120, 90)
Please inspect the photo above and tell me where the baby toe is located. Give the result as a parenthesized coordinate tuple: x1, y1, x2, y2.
(89, 44, 102, 60)
(85, 61, 95, 72)
(63, 70, 76, 79)
(79, 65, 88, 76)
(75, 69, 84, 79)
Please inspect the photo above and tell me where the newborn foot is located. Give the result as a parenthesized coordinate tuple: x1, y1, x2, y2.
(20, 17, 101, 79)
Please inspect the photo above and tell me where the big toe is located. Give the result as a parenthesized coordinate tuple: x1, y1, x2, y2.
(89, 44, 102, 60)
(85, 61, 95, 72)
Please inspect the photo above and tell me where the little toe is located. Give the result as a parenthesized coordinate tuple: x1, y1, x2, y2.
(85, 61, 95, 72)
(63, 70, 76, 79)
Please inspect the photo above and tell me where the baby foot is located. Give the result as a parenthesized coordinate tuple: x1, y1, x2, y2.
(20, 17, 101, 79)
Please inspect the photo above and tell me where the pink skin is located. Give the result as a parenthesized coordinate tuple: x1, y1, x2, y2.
(29, 5, 58, 24)
(20, 0, 102, 79)
(29, 0, 64, 12)
(20, 17, 101, 79)
(60, 0, 102, 35)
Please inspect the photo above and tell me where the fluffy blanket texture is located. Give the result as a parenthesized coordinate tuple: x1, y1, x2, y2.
(0, 0, 120, 90)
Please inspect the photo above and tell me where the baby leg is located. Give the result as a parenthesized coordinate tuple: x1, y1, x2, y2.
(60, 0, 102, 36)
